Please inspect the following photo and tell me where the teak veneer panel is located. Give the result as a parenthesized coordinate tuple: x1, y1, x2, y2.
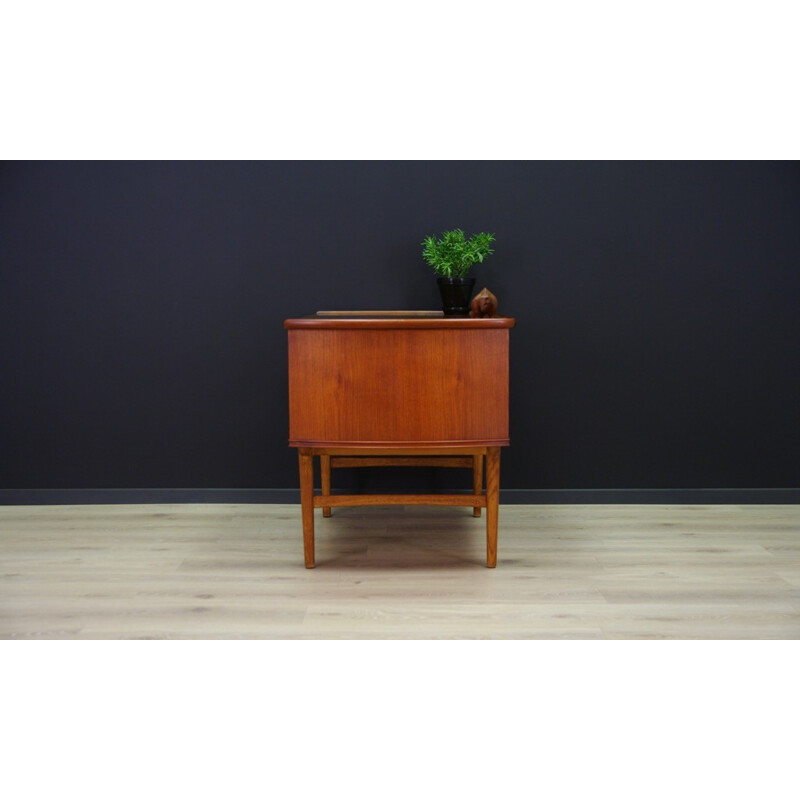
(287, 328, 510, 447)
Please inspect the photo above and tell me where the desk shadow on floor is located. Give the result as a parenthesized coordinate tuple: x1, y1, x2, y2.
(311, 506, 489, 570)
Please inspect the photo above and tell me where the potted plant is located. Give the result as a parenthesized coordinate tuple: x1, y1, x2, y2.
(422, 229, 496, 316)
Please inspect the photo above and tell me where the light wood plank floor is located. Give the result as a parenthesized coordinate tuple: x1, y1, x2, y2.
(1, 503, 798, 639)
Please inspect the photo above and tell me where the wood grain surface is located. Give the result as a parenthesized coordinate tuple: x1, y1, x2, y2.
(329, 456, 474, 468)
(1, 503, 798, 639)
(285, 315, 515, 330)
(312, 494, 487, 508)
(287, 328, 510, 446)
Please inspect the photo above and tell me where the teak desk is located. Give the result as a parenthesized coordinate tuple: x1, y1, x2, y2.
(284, 312, 515, 568)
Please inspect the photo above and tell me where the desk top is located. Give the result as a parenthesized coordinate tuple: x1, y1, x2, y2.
(285, 311, 515, 330)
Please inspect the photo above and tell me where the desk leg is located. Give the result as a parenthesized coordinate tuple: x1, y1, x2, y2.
(472, 453, 483, 517)
(320, 454, 332, 517)
(485, 447, 500, 568)
(298, 448, 315, 568)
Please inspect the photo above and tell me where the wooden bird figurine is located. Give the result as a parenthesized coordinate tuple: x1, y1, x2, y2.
(469, 287, 498, 318)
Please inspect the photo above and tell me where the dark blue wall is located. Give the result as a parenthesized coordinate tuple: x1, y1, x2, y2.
(1, 161, 799, 499)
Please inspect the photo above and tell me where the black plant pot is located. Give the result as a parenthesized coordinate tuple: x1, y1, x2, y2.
(437, 277, 475, 317)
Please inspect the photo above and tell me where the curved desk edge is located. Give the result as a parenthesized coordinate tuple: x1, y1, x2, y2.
(284, 315, 515, 330)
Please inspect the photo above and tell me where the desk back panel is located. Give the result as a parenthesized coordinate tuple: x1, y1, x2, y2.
(288, 328, 510, 447)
